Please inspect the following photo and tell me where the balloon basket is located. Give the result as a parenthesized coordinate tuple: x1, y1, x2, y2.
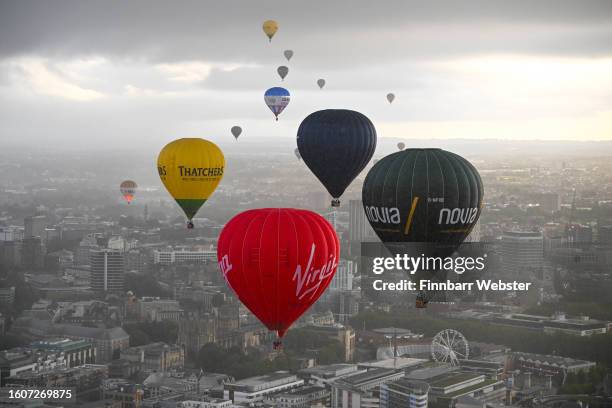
(187, 221, 194, 229)
(415, 292, 429, 309)
(331, 199, 340, 207)
(273, 340, 283, 350)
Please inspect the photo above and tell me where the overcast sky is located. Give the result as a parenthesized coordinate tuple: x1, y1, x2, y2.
(1, 0, 612, 152)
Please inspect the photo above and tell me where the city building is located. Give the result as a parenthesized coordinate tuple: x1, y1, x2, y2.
(224, 372, 304, 405)
(324, 211, 339, 230)
(90, 249, 124, 293)
(0, 226, 24, 242)
(5, 364, 107, 401)
(102, 379, 144, 408)
(274, 385, 329, 408)
(598, 225, 612, 244)
(0, 349, 37, 386)
(24, 215, 46, 239)
(490, 312, 611, 336)
(75, 233, 102, 266)
(29, 338, 96, 367)
(329, 260, 355, 291)
(9, 318, 129, 362)
(21, 237, 46, 269)
(405, 368, 506, 406)
(0, 240, 22, 267)
(301, 325, 356, 362)
(568, 224, 593, 245)
(121, 342, 184, 372)
(349, 200, 377, 255)
(153, 247, 216, 265)
(500, 231, 544, 279)
(331, 368, 404, 408)
(299, 364, 365, 387)
(44, 249, 74, 271)
(177, 398, 233, 408)
(137, 297, 183, 322)
(509, 352, 595, 384)
(0, 286, 16, 306)
(380, 378, 429, 408)
(178, 316, 216, 358)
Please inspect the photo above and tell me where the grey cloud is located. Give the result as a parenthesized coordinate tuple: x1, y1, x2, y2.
(1, 0, 611, 64)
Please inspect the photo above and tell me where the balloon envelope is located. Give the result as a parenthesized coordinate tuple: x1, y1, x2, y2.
(262, 20, 278, 41)
(264, 87, 290, 120)
(277, 66, 289, 81)
(284, 50, 293, 61)
(317, 79, 326, 89)
(217, 208, 339, 338)
(297, 109, 377, 206)
(387, 93, 395, 103)
(231, 126, 242, 140)
(362, 148, 483, 249)
(120, 180, 137, 204)
(362, 148, 483, 306)
(157, 138, 225, 221)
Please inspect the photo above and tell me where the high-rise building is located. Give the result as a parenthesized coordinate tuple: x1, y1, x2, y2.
(330, 260, 355, 291)
(24, 216, 46, 239)
(380, 378, 429, 408)
(90, 249, 124, 293)
(349, 200, 376, 242)
(500, 231, 544, 279)
(21, 237, 46, 269)
(325, 210, 339, 230)
(568, 224, 593, 245)
(598, 225, 612, 245)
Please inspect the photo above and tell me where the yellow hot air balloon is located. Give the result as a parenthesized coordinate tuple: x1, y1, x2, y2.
(157, 138, 225, 229)
(262, 20, 278, 42)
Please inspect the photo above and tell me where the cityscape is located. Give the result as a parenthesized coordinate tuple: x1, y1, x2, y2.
(1, 140, 612, 407)
(2, 0, 612, 407)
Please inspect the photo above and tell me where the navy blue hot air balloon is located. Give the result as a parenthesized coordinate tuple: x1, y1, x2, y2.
(297, 109, 377, 207)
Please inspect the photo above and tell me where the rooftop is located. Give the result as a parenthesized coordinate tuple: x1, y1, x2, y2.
(339, 368, 399, 386)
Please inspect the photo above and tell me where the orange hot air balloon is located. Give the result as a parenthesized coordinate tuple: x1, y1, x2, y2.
(120, 180, 137, 204)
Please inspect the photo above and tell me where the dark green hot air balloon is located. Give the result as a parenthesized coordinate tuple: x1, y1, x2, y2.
(362, 148, 483, 306)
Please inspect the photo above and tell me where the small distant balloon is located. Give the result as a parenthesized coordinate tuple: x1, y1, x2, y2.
(262, 20, 278, 42)
(294, 148, 301, 161)
(397, 142, 405, 151)
(387, 93, 395, 104)
(264, 87, 290, 121)
(231, 126, 242, 140)
(277, 66, 289, 81)
(120, 180, 137, 204)
(317, 79, 326, 89)
(284, 50, 293, 61)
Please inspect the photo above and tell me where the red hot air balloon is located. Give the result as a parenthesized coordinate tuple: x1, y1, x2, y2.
(217, 208, 339, 348)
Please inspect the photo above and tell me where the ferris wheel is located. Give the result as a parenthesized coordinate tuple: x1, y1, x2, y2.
(431, 329, 469, 366)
